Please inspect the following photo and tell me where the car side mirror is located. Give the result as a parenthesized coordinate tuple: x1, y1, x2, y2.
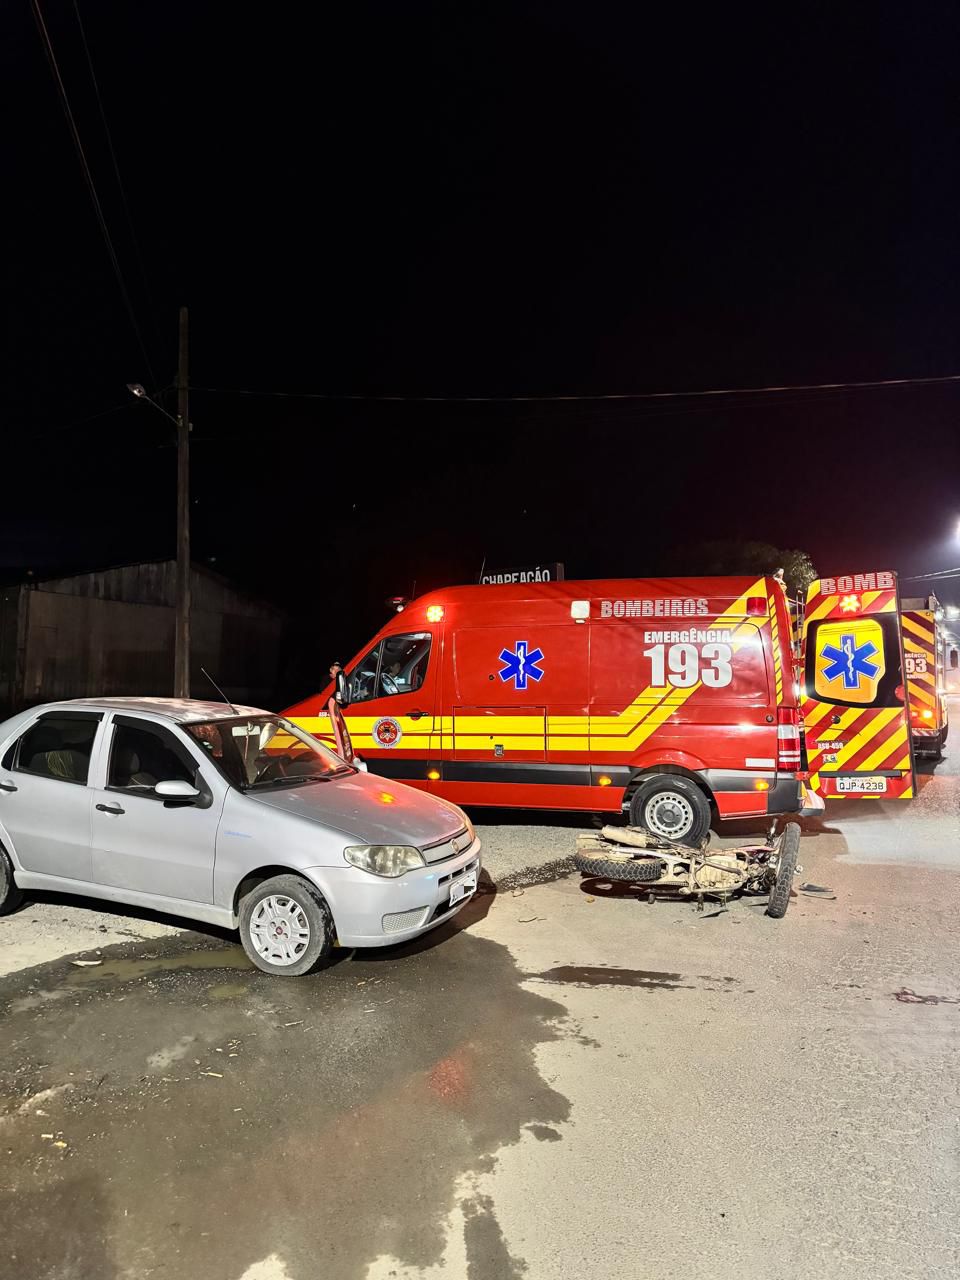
(355, 757, 368, 773)
(335, 670, 350, 707)
(155, 779, 200, 801)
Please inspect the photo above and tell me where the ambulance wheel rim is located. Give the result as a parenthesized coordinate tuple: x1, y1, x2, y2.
(643, 791, 695, 840)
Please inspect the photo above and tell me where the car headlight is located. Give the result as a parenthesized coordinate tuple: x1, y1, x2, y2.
(463, 814, 476, 843)
(343, 844, 426, 877)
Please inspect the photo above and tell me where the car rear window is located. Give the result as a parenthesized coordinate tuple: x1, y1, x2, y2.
(13, 714, 101, 785)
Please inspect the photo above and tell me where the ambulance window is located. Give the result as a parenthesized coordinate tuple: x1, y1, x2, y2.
(347, 633, 432, 702)
(347, 643, 383, 703)
(804, 615, 903, 710)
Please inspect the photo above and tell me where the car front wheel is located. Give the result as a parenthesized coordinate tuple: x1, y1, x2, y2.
(0, 846, 24, 916)
(238, 874, 335, 976)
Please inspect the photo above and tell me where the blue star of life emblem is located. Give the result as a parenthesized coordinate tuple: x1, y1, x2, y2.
(498, 640, 544, 691)
(821, 633, 880, 689)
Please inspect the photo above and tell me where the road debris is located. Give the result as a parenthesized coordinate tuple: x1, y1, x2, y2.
(70, 960, 103, 968)
(892, 987, 960, 1006)
(199, 1071, 224, 1078)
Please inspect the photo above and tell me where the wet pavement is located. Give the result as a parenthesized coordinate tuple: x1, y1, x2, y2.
(0, 899, 572, 1280)
(1, 705, 959, 1279)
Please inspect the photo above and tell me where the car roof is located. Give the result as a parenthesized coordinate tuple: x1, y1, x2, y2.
(45, 697, 272, 725)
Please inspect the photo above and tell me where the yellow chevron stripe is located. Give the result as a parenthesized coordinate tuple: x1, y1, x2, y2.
(909, 684, 937, 708)
(805, 593, 841, 624)
(831, 708, 901, 770)
(901, 615, 935, 645)
(903, 637, 933, 656)
(859, 724, 908, 772)
(802, 699, 836, 731)
(810, 705, 864, 751)
(769, 593, 783, 706)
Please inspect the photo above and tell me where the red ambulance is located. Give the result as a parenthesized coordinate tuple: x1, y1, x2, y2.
(285, 575, 806, 844)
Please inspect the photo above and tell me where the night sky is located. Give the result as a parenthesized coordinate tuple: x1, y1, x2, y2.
(6, 2, 960, 668)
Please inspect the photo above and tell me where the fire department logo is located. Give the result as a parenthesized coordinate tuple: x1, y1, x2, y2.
(373, 717, 403, 748)
(498, 640, 545, 691)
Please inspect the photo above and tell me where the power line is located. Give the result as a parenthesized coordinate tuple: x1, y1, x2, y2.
(902, 567, 960, 582)
(31, 0, 157, 388)
(71, 0, 160, 354)
(189, 370, 960, 404)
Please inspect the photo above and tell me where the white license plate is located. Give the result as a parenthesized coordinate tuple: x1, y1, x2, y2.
(449, 871, 477, 905)
(835, 776, 888, 794)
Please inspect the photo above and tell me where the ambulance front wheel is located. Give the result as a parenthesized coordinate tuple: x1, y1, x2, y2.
(628, 775, 711, 845)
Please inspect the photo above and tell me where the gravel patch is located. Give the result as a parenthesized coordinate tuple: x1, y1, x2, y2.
(474, 814, 594, 890)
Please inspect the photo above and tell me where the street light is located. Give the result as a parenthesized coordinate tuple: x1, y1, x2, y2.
(126, 383, 179, 428)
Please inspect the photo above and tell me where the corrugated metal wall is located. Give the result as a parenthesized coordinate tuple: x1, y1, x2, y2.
(0, 562, 287, 714)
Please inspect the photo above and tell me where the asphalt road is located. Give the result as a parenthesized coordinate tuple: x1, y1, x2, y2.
(1, 713, 959, 1280)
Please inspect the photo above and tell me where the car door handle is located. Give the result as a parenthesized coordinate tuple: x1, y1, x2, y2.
(0, 781, 17, 793)
(96, 802, 125, 815)
(409, 709, 428, 721)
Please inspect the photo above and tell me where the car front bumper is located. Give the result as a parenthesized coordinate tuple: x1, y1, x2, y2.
(306, 837, 482, 948)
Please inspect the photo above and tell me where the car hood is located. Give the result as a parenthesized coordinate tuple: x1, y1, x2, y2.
(245, 770, 467, 848)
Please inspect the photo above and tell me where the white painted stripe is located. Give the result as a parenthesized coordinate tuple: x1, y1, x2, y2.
(745, 757, 776, 768)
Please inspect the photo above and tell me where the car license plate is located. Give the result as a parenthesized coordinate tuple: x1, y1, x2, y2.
(835, 776, 888, 794)
(449, 871, 477, 906)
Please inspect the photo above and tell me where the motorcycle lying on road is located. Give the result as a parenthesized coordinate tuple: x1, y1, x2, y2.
(572, 821, 802, 918)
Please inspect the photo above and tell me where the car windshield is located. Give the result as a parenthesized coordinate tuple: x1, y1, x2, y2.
(184, 716, 351, 791)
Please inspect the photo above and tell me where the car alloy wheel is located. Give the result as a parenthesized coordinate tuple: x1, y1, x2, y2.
(248, 893, 312, 966)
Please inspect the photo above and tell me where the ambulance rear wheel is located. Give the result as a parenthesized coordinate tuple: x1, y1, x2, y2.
(629, 776, 711, 845)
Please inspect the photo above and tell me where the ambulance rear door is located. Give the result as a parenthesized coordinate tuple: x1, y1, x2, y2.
(801, 569, 916, 800)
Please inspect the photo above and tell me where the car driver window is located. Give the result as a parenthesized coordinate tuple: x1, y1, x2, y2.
(13, 714, 101, 785)
(108, 721, 197, 793)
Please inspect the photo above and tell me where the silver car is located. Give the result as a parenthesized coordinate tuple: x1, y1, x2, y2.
(0, 698, 481, 975)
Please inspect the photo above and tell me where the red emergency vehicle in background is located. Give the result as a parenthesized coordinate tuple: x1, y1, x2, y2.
(900, 595, 949, 759)
(285, 575, 807, 844)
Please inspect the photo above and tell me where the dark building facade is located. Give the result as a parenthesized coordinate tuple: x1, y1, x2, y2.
(0, 561, 287, 715)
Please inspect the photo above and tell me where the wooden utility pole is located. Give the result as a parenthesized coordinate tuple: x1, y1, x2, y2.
(174, 306, 191, 698)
